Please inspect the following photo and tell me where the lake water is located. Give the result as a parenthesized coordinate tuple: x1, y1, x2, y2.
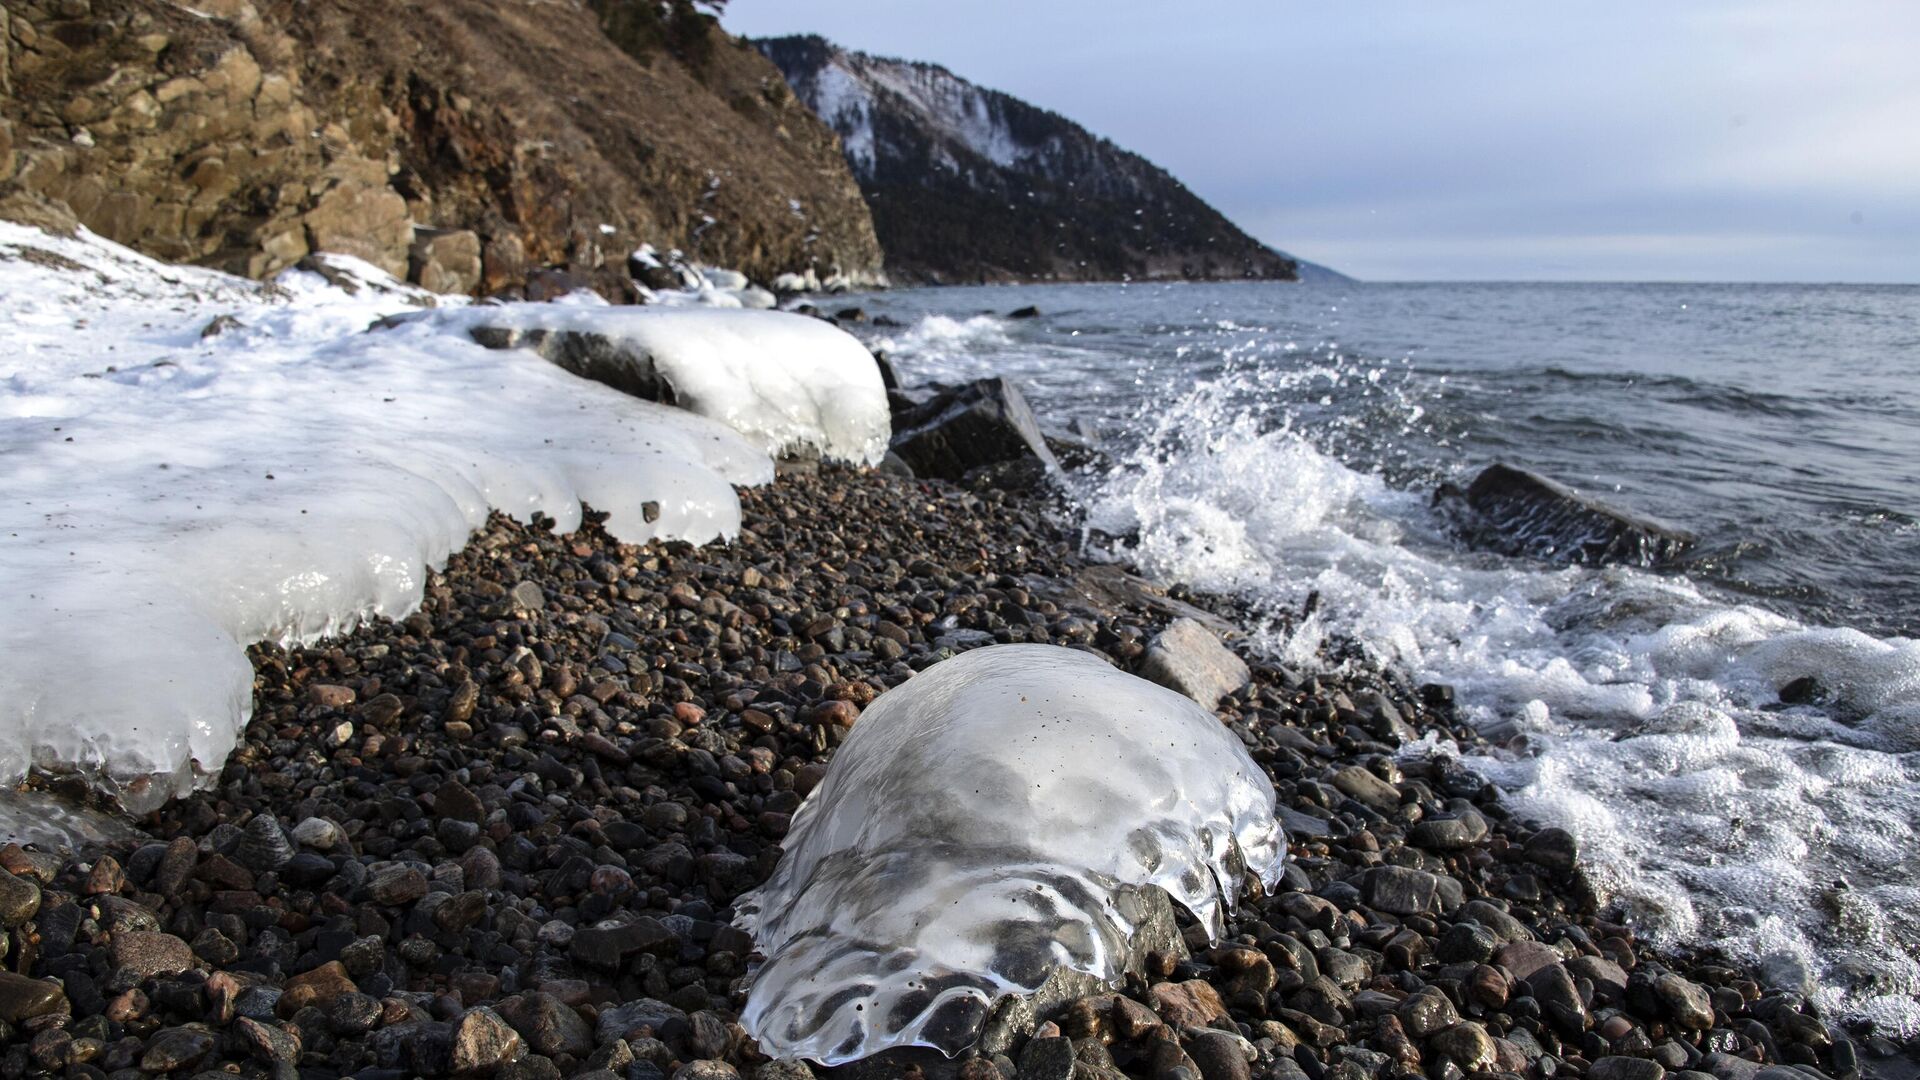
(846, 280, 1920, 1039)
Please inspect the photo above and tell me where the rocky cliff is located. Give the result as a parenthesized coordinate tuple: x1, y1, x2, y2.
(756, 35, 1298, 285)
(0, 0, 884, 295)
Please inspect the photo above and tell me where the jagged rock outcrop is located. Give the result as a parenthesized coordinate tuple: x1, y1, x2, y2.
(1435, 463, 1696, 568)
(757, 34, 1300, 285)
(887, 377, 1060, 483)
(0, 0, 884, 294)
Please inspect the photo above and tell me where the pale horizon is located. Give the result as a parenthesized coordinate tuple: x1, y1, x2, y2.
(726, 1, 1920, 285)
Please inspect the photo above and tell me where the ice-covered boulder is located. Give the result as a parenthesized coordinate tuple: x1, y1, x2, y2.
(0, 223, 772, 813)
(735, 645, 1284, 1065)
(1434, 463, 1694, 567)
(432, 307, 890, 465)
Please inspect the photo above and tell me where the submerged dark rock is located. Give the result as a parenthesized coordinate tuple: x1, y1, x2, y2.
(1435, 463, 1695, 567)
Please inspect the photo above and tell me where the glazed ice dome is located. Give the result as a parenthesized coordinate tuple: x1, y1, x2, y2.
(734, 644, 1284, 1064)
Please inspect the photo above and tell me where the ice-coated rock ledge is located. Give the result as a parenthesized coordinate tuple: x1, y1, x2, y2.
(410, 302, 891, 467)
(0, 222, 873, 812)
(735, 644, 1284, 1065)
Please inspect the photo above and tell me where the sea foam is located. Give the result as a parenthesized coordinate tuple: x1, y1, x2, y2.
(1072, 365, 1920, 1036)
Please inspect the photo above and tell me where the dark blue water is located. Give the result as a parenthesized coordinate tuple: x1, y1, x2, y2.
(858, 282, 1920, 637)
(836, 280, 1920, 1036)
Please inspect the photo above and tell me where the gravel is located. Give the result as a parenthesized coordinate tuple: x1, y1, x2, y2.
(0, 464, 1879, 1080)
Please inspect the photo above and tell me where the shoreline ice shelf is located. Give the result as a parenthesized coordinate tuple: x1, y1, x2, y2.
(0, 222, 885, 815)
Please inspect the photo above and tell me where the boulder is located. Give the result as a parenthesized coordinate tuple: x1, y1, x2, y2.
(1135, 618, 1249, 708)
(887, 377, 1059, 481)
(410, 228, 484, 295)
(301, 178, 413, 279)
(1434, 463, 1693, 567)
(1043, 429, 1112, 473)
(467, 325, 678, 404)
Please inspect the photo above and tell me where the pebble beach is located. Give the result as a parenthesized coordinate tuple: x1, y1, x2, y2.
(0, 463, 1884, 1080)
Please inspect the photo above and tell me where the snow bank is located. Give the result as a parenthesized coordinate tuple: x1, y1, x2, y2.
(629, 245, 779, 308)
(419, 305, 891, 465)
(736, 645, 1284, 1064)
(0, 223, 774, 812)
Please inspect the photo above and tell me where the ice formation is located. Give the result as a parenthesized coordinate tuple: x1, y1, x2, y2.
(416, 305, 890, 466)
(626, 246, 790, 308)
(0, 222, 777, 812)
(735, 645, 1284, 1064)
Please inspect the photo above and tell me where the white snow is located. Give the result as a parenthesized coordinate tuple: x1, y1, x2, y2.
(700, 267, 749, 291)
(736, 645, 1284, 1064)
(811, 60, 877, 177)
(770, 270, 820, 295)
(418, 305, 891, 465)
(800, 48, 1035, 181)
(0, 222, 787, 812)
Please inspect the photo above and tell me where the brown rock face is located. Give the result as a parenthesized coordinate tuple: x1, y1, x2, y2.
(0, 0, 883, 294)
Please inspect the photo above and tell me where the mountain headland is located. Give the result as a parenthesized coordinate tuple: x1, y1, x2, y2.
(757, 34, 1312, 285)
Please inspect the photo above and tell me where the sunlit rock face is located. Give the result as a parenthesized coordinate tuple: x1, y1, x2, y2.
(735, 644, 1284, 1065)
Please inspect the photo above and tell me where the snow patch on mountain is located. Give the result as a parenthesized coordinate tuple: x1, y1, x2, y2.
(756, 35, 1316, 283)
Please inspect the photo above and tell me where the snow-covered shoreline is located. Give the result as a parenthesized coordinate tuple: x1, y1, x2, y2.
(0, 223, 884, 813)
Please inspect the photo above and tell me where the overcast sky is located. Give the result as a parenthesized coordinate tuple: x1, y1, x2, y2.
(723, 2, 1920, 283)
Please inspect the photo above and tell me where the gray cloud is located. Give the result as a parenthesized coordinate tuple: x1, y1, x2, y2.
(724, 0, 1920, 282)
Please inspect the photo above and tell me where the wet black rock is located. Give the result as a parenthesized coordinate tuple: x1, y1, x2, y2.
(1017, 1034, 1076, 1080)
(1777, 675, 1826, 706)
(570, 917, 678, 969)
(1434, 463, 1694, 567)
(1185, 1030, 1254, 1080)
(1592, 1056, 1670, 1080)
(140, 1026, 215, 1072)
(236, 812, 295, 872)
(0, 973, 66, 1024)
(0, 870, 40, 926)
(887, 377, 1061, 481)
(1524, 826, 1581, 873)
(1429, 1020, 1496, 1071)
(498, 992, 593, 1058)
(1363, 865, 1439, 916)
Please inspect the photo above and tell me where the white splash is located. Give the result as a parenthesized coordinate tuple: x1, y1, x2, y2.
(1082, 366, 1920, 1037)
